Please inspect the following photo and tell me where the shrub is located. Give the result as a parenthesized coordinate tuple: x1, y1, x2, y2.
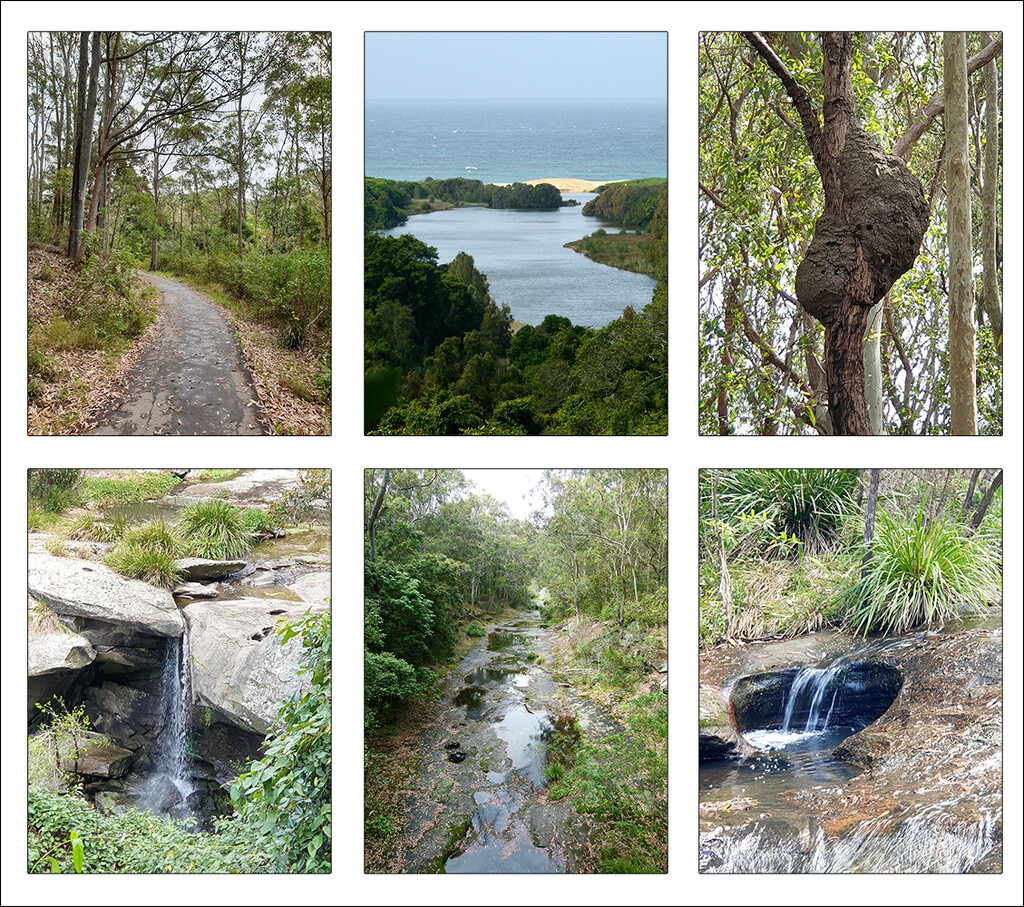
(465, 620, 486, 638)
(837, 509, 1002, 635)
(229, 611, 331, 873)
(177, 499, 257, 559)
(714, 468, 860, 556)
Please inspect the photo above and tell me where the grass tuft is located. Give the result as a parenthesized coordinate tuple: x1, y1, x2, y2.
(837, 509, 1001, 635)
(177, 499, 257, 559)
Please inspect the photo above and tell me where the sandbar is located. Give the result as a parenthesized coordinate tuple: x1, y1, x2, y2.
(523, 177, 613, 192)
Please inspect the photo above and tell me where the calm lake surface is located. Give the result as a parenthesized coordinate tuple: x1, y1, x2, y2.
(381, 194, 657, 327)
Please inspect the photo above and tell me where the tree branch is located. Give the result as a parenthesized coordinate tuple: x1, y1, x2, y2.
(893, 34, 1003, 159)
(742, 31, 825, 172)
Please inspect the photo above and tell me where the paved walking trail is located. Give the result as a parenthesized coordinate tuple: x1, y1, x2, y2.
(86, 275, 265, 435)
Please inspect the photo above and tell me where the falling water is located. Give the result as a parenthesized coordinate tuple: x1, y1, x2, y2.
(160, 631, 195, 799)
(781, 662, 845, 734)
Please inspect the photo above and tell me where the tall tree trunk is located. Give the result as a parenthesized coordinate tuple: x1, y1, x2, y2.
(981, 32, 1002, 352)
(150, 141, 160, 271)
(945, 32, 977, 435)
(970, 469, 1002, 532)
(69, 32, 100, 261)
(84, 32, 118, 239)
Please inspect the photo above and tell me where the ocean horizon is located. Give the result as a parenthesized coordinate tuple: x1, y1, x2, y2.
(365, 98, 667, 185)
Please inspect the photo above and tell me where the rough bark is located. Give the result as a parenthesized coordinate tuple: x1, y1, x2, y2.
(945, 33, 978, 435)
(69, 32, 100, 261)
(745, 32, 929, 435)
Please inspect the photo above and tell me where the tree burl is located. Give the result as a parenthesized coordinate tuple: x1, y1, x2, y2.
(796, 125, 928, 321)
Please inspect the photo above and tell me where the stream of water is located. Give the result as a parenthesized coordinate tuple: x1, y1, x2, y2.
(700, 620, 1002, 873)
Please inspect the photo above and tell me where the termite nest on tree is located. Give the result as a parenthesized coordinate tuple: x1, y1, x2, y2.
(796, 126, 929, 322)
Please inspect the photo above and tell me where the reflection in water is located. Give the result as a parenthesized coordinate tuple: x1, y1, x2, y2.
(446, 609, 563, 873)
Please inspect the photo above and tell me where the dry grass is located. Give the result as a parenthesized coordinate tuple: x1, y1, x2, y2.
(223, 310, 331, 436)
(28, 252, 164, 435)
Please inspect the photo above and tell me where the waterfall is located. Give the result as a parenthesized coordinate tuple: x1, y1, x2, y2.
(781, 662, 844, 734)
(160, 631, 195, 798)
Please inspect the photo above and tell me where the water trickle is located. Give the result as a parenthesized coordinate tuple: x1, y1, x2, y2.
(780, 662, 845, 734)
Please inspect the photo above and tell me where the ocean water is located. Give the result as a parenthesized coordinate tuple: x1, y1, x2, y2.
(380, 194, 657, 327)
(365, 98, 667, 184)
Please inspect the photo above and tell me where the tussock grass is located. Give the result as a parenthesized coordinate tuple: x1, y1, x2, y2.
(177, 499, 257, 559)
(838, 510, 1001, 635)
(106, 520, 183, 588)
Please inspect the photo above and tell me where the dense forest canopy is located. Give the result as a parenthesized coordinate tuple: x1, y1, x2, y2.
(699, 32, 1002, 435)
(29, 31, 330, 261)
(365, 180, 668, 435)
(364, 468, 668, 725)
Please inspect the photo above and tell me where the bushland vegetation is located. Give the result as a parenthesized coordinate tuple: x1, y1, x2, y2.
(364, 468, 668, 872)
(699, 468, 1003, 646)
(364, 181, 668, 435)
(27, 32, 331, 434)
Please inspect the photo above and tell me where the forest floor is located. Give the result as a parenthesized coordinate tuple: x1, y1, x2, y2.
(83, 274, 265, 436)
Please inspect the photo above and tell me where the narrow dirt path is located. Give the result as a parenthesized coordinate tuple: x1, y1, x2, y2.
(394, 607, 598, 873)
(84, 275, 265, 435)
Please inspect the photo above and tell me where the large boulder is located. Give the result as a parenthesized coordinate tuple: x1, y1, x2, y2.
(28, 553, 182, 638)
(185, 597, 327, 734)
(28, 611, 98, 722)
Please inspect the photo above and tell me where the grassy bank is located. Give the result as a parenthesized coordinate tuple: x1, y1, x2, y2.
(564, 229, 656, 276)
(546, 618, 668, 873)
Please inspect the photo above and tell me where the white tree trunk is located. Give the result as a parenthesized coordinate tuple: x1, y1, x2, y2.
(944, 32, 977, 435)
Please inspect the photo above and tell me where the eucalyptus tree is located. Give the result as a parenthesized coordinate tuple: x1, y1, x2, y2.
(699, 32, 1003, 435)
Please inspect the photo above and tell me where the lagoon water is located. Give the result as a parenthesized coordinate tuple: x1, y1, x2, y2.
(366, 98, 667, 185)
(381, 195, 657, 327)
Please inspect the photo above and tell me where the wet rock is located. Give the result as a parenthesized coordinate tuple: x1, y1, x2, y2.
(190, 720, 265, 786)
(29, 552, 182, 637)
(448, 751, 467, 763)
(700, 684, 756, 761)
(176, 557, 247, 582)
(85, 680, 161, 744)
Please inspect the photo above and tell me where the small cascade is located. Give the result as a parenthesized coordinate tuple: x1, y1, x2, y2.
(780, 662, 845, 734)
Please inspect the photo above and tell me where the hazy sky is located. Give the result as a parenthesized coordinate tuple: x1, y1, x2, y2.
(462, 469, 547, 520)
(365, 32, 667, 101)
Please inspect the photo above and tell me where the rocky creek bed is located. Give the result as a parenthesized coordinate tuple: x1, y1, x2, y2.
(384, 607, 604, 873)
(698, 615, 1002, 873)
